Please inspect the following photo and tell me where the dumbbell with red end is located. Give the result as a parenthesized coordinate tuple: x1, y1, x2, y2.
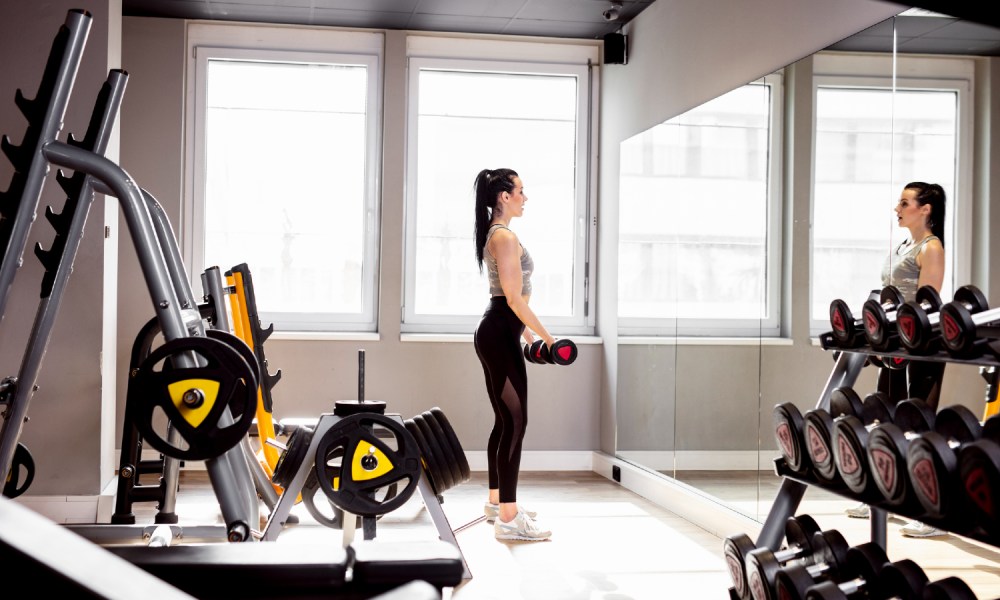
(907, 405, 996, 521)
(957, 414, 1000, 537)
(861, 286, 906, 351)
(832, 391, 897, 498)
(747, 529, 850, 600)
(802, 387, 867, 486)
(939, 285, 1000, 358)
(866, 398, 966, 508)
(523, 338, 578, 365)
(830, 293, 876, 349)
(895, 285, 946, 355)
(725, 514, 821, 600)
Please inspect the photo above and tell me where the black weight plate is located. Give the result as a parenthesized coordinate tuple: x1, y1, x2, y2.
(804, 409, 838, 483)
(861, 392, 894, 425)
(302, 468, 357, 529)
(933, 404, 982, 443)
(892, 399, 934, 434)
(429, 407, 471, 481)
(404, 418, 440, 495)
(829, 299, 857, 346)
(423, 409, 467, 486)
(954, 284, 989, 314)
(334, 399, 387, 417)
(958, 440, 1000, 536)
(313, 413, 421, 518)
(272, 427, 313, 488)
(867, 424, 910, 505)
(862, 299, 891, 349)
(877, 559, 928, 600)
(744, 548, 782, 600)
(412, 414, 455, 493)
(205, 329, 261, 391)
(723, 533, 756, 600)
(915, 285, 942, 312)
(773, 564, 816, 600)
(812, 529, 848, 575)
(3, 443, 35, 498)
(834, 415, 872, 495)
(940, 303, 977, 357)
(881, 285, 904, 307)
(829, 387, 863, 418)
(774, 403, 807, 473)
(896, 302, 934, 353)
(844, 542, 889, 589)
(923, 576, 978, 600)
(419, 411, 463, 488)
(784, 514, 820, 553)
(906, 432, 955, 520)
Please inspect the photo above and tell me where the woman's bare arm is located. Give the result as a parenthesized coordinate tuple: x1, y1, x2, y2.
(491, 230, 555, 348)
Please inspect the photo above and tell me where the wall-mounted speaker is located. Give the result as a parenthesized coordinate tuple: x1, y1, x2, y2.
(603, 33, 627, 65)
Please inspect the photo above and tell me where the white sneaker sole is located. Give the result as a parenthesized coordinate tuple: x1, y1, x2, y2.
(494, 532, 551, 541)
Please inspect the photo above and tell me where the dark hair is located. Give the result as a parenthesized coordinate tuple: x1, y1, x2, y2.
(474, 168, 519, 272)
(904, 181, 946, 246)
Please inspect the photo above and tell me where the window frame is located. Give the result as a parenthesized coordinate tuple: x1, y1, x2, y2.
(616, 74, 785, 338)
(808, 52, 974, 336)
(184, 24, 384, 332)
(401, 39, 599, 335)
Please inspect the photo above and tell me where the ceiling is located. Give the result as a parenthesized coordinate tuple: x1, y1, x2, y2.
(121, 0, 655, 40)
(120, 1, 1000, 54)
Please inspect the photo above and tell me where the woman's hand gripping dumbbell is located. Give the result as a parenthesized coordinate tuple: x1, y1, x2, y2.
(522, 338, 578, 365)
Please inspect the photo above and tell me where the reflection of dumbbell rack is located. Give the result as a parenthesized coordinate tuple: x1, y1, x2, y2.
(728, 336, 1000, 599)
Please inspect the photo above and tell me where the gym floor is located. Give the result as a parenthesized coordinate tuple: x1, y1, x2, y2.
(136, 469, 1000, 599)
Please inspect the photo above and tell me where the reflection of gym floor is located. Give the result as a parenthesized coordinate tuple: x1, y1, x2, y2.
(136, 470, 736, 599)
(672, 469, 1000, 598)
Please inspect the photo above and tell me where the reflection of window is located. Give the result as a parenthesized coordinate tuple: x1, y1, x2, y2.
(402, 55, 594, 334)
(809, 57, 970, 333)
(618, 78, 782, 336)
(188, 31, 382, 332)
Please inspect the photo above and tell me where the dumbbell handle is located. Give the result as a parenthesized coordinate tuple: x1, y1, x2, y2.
(964, 304, 1000, 327)
(773, 544, 807, 563)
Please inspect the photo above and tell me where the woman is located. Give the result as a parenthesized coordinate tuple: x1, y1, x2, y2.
(847, 181, 947, 538)
(473, 168, 553, 541)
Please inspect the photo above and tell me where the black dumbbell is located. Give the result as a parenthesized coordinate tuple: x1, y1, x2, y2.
(725, 515, 821, 600)
(832, 391, 897, 497)
(939, 285, 1000, 358)
(907, 405, 997, 521)
(867, 399, 978, 507)
(895, 285, 946, 355)
(861, 286, 906, 351)
(803, 388, 866, 485)
(793, 551, 928, 600)
(747, 527, 850, 600)
(523, 339, 578, 365)
(775, 402, 810, 474)
(920, 576, 979, 600)
(830, 293, 877, 349)
(957, 414, 1000, 537)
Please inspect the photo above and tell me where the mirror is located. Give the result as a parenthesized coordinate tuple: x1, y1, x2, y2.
(615, 7, 999, 524)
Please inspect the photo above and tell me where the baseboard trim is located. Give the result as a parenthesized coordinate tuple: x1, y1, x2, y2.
(15, 478, 117, 524)
(614, 450, 779, 471)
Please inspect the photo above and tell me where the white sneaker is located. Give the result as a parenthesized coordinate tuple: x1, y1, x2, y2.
(900, 520, 945, 538)
(845, 503, 870, 519)
(494, 510, 551, 541)
(484, 502, 537, 523)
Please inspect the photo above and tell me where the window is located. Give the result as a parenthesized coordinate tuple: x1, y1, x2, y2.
(809, 54, 972, 334)
(186, 26, 382, 331)
(402, 38, 597, 335)
(618, 76, 783, 337)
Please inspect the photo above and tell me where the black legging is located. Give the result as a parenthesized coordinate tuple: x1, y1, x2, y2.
(474, 297, 528, 503)
(878, 360, 945, 411)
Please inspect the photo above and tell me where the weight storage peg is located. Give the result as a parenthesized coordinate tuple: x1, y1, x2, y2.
(832, 391, 897, 497)
(724, 514, 821, 600)
(895, 285, 946, 355)
(861, 286, 905, 351)
(907, 404, 996, 521)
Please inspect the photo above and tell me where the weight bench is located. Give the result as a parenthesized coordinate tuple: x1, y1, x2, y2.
(107, 538, 462, 599)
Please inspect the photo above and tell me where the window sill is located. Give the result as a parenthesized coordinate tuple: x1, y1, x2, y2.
(619, 336, 794, 346)
(400, 333, 605, 344)
(269, 331, 381, 342)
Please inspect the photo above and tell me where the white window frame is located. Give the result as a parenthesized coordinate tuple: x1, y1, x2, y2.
(617, 74, 784, 338)
(401, 37, 599, 335)
(808, 52, 974, 336)
(184, 24, 383, 331)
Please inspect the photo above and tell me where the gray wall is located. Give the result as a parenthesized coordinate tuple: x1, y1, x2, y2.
(0, 0, 120, 495)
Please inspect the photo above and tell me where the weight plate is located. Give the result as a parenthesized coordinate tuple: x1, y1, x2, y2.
(2, 443, 35, 498)
(723, 533, 756, 600)
(867, 424, 910, 505)
(773, 403, 806, 473)
(829, 387, 863, 418)
(804, 409, 838, 483)
(429, 407, 471, 481)
(421, 410, 465, 487)
(405, 418, 440, 495)
(834, 415, 872, 495)
(907, 432, 955, 520)
(878, 559, 929, 600)
(412, 414, 455, 493)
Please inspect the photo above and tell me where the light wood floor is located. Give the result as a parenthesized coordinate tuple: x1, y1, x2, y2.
(129, 468, 1000, 599)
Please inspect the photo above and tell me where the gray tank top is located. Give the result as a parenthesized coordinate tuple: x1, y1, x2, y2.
(484, 224, 533, 297)
(881, 235, 939, 301)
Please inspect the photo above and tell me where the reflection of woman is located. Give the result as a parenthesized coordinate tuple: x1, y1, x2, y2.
(847, 182, 947, 538)
(472, 168, 552, 541)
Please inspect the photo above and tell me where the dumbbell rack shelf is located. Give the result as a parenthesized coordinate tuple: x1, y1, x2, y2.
(726, 331, 1000, 599)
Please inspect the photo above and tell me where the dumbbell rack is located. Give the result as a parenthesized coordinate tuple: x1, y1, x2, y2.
(728, 334, 1000, 598)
